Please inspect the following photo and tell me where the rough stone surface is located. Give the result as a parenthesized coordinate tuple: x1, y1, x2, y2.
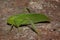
(0, 0, 60, 40)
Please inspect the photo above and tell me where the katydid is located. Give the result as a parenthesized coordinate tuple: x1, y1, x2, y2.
(7, 13, 50, 34)
(7, 8, 50, 35)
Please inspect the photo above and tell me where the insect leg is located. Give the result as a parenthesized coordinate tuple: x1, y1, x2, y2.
(7, 25, 14, 34)
(14, 19, 24, 33)
(26, 8, 31, 13)
(9, 25, 13, 32)
(26, 18, 40, 35)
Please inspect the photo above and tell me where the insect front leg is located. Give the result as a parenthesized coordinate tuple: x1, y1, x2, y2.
(7, 25, 14, 34)
(9, 25, 14, 32)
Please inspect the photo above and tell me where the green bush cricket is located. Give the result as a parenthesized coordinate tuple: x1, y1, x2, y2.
(7, 8, 50, 35)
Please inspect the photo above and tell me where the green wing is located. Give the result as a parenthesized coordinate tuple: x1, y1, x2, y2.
(27, 14, 50, 23)
(12, 13, 50, 26)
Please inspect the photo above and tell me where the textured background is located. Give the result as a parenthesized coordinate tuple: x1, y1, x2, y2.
(0, 0, 60, 40)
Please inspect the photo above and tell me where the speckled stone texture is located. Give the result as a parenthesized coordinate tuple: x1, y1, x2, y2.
(0, 0, 60, 40)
